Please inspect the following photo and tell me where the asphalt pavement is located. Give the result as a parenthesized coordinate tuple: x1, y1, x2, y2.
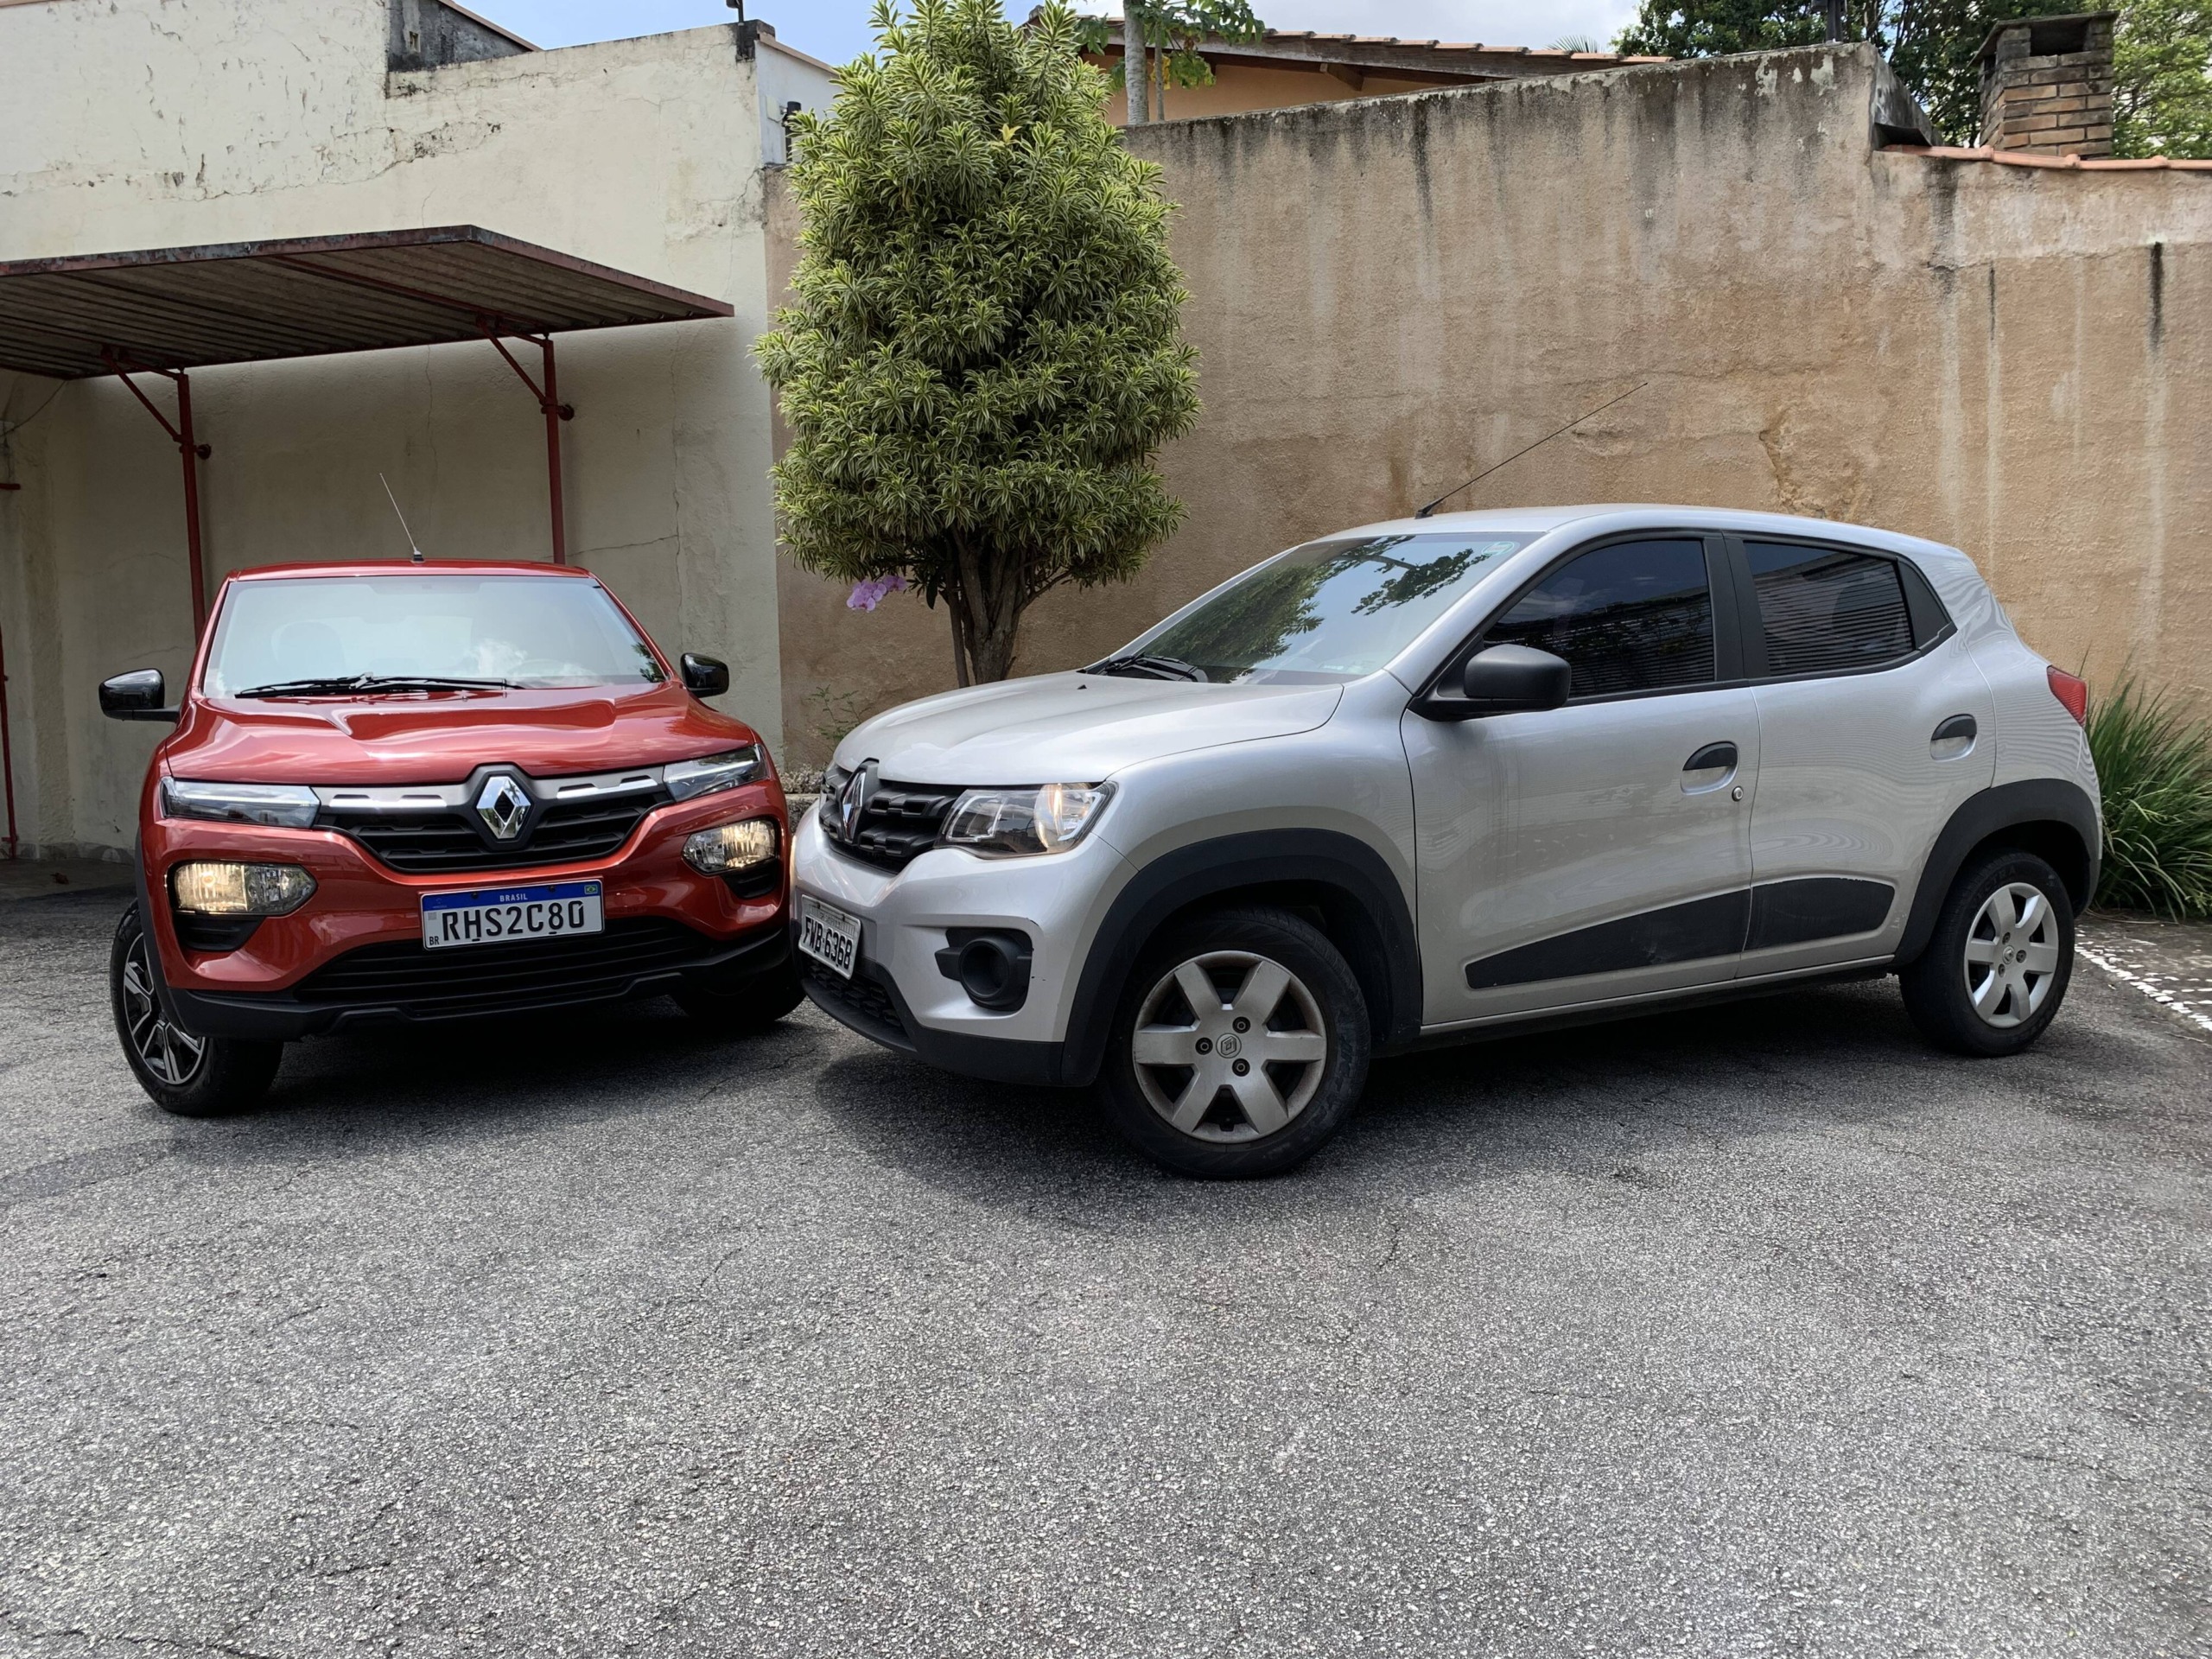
(3, 887, 2208, 1657)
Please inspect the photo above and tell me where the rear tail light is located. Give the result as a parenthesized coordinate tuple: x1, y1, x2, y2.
(2046, 666, 2088, 728)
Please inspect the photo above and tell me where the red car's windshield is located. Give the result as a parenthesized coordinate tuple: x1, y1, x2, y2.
(202, 575, 666, 697)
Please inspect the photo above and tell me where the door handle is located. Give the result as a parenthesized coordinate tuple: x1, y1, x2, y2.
(1681, 741, 1738, 795)
(1930, 714, 1978, 758)
(1684, 742, 1738, 772)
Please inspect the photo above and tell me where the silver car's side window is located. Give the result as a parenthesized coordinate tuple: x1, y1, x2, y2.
(1742, 542, 1916, 677)
(1483, 538, 1716, 699)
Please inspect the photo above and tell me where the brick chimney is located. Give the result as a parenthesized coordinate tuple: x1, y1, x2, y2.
(1977, 11, 2116, 158)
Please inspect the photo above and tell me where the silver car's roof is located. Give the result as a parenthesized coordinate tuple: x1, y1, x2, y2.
(1328, 503, 1970, 567)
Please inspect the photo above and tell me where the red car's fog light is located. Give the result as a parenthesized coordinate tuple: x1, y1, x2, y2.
(683, 818, 779, 875)
(171, 861, 317, 917)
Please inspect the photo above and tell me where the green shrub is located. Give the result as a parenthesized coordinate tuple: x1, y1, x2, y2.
(2087, 678, 2212, 918)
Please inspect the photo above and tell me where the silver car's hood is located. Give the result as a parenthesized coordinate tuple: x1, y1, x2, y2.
(833, 672, 1344, 785)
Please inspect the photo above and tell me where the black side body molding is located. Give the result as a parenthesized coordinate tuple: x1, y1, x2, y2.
(1891, 779, 2101, 968)
(1060, 830, 1424, 1086)
(1465, 890, 1750, 990)
(1746, 877, 1895, 951)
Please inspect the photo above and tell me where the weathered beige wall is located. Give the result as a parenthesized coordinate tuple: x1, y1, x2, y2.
(0, 0, 832, 855)
(772, 47, 2209, 768)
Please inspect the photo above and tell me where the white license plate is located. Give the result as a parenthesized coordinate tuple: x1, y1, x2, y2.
(422, 881, 605, 950)
(797, 893, 861, 979)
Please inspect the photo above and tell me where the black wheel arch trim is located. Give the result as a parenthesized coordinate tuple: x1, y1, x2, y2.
(1061, 829, 1422, 1087)
(1894, 779, 2101, 969)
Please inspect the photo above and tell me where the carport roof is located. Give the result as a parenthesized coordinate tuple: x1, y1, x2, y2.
(0, 225, 735, 381)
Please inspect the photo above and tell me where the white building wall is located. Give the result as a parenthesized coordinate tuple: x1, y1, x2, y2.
(0, 0, 833, 856)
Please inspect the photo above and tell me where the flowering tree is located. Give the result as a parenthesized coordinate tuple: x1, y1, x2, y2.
(757, 0, 1201, 685)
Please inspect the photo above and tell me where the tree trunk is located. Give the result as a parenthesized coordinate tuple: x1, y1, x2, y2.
(946, 536, 1028, 686)
(1126, 6, 1146, 124)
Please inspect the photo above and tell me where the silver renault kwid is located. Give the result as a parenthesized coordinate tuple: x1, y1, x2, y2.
(792, 506, 2100, 1178)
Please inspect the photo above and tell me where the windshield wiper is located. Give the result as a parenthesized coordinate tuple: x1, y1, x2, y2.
(234, 675, 513, 699)
(1084, 654, 1208, 683)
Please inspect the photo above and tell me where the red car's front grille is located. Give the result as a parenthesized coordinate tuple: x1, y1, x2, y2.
(319, 792, 666, 874)
(290, 918, 719, 1016)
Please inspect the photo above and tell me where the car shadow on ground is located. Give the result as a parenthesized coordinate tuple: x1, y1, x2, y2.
(798, 972, 2100, 1209)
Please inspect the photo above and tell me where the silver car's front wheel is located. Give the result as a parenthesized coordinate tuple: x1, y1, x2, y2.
(1101, 906, 1371, 1179)
(1963, 880, 2063, 1029)
(1130, 950, 1328, 1141)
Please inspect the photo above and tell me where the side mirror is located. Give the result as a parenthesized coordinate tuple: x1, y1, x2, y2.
(681, 653, 730, 698)
(100, 669, 180, 723)
(1417, 645, 1572, 721)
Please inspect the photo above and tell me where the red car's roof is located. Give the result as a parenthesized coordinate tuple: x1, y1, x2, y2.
(223, 561, 598, 581)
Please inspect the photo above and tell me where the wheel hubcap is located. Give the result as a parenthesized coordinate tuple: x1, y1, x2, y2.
(1130, 950, 1327, 1141)
(1963, 881, 2061, 1030)
(121, 938, 207, 1086)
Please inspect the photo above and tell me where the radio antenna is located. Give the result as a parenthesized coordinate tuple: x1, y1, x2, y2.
(380, 474, 426, 563)
(1413, 382, 1649, 519)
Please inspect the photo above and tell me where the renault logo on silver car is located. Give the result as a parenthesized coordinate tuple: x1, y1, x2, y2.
(475, 773, 532, 841)
(837, 760, 878, 842)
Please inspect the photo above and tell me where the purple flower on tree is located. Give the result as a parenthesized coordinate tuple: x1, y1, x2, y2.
(846, 574, 909, 613)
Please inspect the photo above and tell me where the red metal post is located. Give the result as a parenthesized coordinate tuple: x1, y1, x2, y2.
(101, 351, 211, 634)
(540, 336, 566, 564)
(0, 587, 16, 860)
(175, 372, 208, 630)
(479, 321, 574, 565)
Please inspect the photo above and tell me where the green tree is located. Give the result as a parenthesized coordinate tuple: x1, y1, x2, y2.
(1622, 0, 2212, 146)
(756, 0, 1201, 686)
(1614, 0, 2083, 143)
(1086, 2, 1269, 124)
(2114, 0, 2212, 156)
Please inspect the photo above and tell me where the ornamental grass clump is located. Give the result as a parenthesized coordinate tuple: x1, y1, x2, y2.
(756, 0, 1201, 686)
(2087, 677, 2212, 918)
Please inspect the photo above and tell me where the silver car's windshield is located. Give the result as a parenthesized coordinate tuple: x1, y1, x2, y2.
(1117, 532, 1536, 684)
(204, 575, 666, 696)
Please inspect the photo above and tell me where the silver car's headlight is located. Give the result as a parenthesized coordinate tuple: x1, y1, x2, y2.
(664, 747, 763, 802)
(162, 779, 320, 829)
(939, 783, 1113, 857)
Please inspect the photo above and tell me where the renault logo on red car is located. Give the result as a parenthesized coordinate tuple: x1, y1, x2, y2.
(475, 773, 532, 841)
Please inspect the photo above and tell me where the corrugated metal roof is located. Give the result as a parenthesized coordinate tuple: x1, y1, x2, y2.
(0, 225, 734, 381)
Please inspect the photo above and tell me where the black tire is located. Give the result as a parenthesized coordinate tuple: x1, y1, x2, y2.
(1098, 906, 1370, 1179)
(672, 955, 806, 1034)
(1898, 848, 2075, 1057)
(110, 904, 283, 1116)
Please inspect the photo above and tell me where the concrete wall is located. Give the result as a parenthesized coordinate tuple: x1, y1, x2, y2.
(772, 47, 2210, 767)
(0, 0, 833, 855)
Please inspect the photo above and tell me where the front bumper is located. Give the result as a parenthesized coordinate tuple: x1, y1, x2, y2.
(143, 781, 789, 1039)
(789, 805, 1132, 1084)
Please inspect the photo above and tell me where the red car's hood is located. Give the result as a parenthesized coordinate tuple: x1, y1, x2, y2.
(162, 683, 763, 785)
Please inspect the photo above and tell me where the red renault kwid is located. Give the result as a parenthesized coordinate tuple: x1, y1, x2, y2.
(100, 562, 798, 1116)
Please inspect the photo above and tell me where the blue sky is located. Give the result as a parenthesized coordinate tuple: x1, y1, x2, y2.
(472, 1, 1644, 67)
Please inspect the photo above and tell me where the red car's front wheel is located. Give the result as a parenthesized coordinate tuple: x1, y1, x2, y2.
(110, 904, 283, 1116)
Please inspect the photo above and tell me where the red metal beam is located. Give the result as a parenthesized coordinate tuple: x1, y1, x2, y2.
(480, 322, 575, 565)
(102, 349, 210, 633)
(0, 571, 16, 859)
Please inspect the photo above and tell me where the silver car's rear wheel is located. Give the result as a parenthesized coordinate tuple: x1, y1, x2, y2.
(1129, 949, 1328, 1142)
(1962, 880, 2063, 1029)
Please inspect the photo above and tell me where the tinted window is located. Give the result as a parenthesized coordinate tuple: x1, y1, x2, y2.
(1485, 539, 1715, 697)
(1745, 543, 1915, 677)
